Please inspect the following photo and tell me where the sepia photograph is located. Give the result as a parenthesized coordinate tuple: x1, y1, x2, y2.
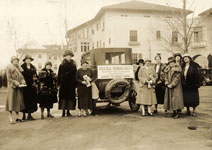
(0, 0, 211, 149)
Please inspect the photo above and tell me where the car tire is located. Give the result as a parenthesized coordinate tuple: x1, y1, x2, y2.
(105, 79, 130, 104)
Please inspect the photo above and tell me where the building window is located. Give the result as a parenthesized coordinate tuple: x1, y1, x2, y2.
(156, 31, 161, 40)
(96, 23, 98, 31)
(81, 42, 89, 52)
(38, 63, 42, 70)
(172, 31, 178, 44)
(103, 42, 105, 48)
(54, 56, 57, 60)
(97, 41, 99, 48)
(109, 38, 111, 45)
(92, 29, 94, 35)
(102, 21, 105, 31)
(38, 54, 42, 59)
(193, 26, 203, 43)
(54, 64, 57, 70)
(144, 15, 150, 18)
(132, 53, 143, 64)
(130, 30, 138, 42)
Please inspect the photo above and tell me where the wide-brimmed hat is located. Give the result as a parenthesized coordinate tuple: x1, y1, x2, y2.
(173, 53, 182, 58)
(63, 50, 74, 57)
(10, 56, 19, 63)
(23, 54, 33, 62)
(168, 57, 175, 64)
(45, 61, 52, 67)
(136, 59, 144, 65)
(182, 53, 192, 59)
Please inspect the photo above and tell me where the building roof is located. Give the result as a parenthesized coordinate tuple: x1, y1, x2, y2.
(199, 7, 212, 16)
(66, 0, 192, 35)
(19, 39, 46, 50)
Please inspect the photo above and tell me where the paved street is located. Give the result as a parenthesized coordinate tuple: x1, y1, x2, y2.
(0, 86, 211, 150)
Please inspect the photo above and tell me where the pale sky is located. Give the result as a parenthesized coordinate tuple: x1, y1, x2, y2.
(0, 0, 211, 67)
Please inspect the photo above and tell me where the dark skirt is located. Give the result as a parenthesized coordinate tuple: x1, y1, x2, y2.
(38, 95, 54, 109)
(22, 87, 38, 113)
(183, 87, 199, 107)
(155, 83, 165, 104)
(58, 98, 76, 110)
(77, 85, 92, 110)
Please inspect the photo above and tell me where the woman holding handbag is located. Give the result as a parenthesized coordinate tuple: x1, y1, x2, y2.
(38, 61, 58, 119)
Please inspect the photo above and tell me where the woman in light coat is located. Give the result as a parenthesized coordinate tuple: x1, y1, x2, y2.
(6, 56, 26, 124)
(164, 57, 184, 118)
(137, 59, 157, 116)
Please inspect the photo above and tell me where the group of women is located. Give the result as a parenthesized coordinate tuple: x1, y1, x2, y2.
(6, 50, 95, 124)
(5, 50, 201, 124)
(135, 53, 201, 118)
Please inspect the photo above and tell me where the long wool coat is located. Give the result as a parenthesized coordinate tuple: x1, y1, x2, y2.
(164, 64, 184, 111)
(6, 64, 26, 112)
(58, 59, 77, 110)
(21, 63, 38, 113)
(136, 66, 157, 105)
(182, 61, 201, 107)
(76, 68, 93, 110)
(154, 63, 166, 104)
(38, 68, 58, 109)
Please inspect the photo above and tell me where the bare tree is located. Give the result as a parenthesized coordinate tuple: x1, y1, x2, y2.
(157, 0, 198, 54)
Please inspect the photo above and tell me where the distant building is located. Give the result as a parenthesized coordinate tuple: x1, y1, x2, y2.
(189, 8, 212, 57)
(16, 40, 66, 72)
(66, 0, 192, 65)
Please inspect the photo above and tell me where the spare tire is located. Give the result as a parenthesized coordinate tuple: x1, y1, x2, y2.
(105, 79, 130, 104)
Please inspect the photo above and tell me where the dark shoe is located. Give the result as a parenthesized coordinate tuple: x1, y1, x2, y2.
(153, 110, 158, 114)
(16, 119, 25, 122)
(47, 114, 54, 118)
(186, 111, 191, 116)
(62, 113, 65, 117)
(41, 114, 44, 120)
(67, 113, 72, 117)
(171, 113, 176, 118)
(22, 115, 26, 120)
(27, 115, 35, 120)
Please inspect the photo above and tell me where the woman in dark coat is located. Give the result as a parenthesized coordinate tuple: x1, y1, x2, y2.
(154, 55, 166, 113)
(38, 61, 58, 119)
(76, 60, 93, 117)
(182, 53, 201, 116)
(6, 56, 26, 124)
(58, 50, 77, 117)
(21, 55, 38, 120)
(164, 57, 184, 119)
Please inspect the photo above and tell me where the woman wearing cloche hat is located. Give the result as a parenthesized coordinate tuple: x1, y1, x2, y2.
(58, 50, 77, 117)
(38, 61, 57, 119)
(164, 57, 184, 118)
(181, 53, 201, 116)
(21, 54, 38, 120)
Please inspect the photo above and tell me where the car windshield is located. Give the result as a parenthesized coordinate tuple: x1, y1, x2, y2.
(105, 52, 126, 65)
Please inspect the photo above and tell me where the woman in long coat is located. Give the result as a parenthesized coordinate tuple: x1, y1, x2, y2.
(137, 59, 157, 116)
(164, 57, 184, 118)
(154, 55, 166, 113)
(6, 56, 26, 124)
(58, 50, 77, 117)
(181, 53, 201, 116)
(38, 61, 58, 119)
(21, 55, 38, 120)
(76, 60, 93, 117)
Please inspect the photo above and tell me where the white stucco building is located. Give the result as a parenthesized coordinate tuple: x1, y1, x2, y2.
(66, 0, 192, 65)
(16, 40, 65, 72)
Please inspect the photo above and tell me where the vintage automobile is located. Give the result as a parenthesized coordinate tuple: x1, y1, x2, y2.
(199, 68, 212, 86)
(81, 48, 140, 111)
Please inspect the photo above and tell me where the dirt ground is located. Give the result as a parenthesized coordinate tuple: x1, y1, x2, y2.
(0, 86, 211, 150)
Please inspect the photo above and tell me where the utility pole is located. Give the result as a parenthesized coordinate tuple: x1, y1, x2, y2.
(183, 0, 188, 53)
